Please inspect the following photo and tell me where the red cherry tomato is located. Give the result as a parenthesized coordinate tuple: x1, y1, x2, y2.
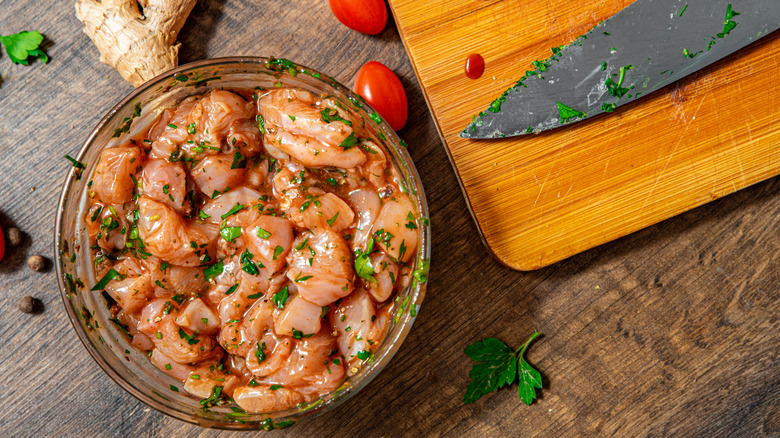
(0, 226, 5, 262)
(328, 0, 387, 35)
(353, 61, 408, 131)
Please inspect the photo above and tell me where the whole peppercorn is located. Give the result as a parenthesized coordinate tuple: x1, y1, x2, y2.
(7, 227, 22, 247)
(27, 255, 46, 272)
(18, 296, 39, 314)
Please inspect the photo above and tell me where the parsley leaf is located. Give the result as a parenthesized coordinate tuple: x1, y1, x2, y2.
(354, 236, 377, 284)
(0, 31, 48, 65)
(463, 332, 542, 405)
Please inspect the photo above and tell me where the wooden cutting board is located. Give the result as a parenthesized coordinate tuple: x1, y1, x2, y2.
(388, 0, 780, 270)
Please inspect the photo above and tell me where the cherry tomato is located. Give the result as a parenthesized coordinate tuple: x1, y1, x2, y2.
(0, 225, 5, 262)
(353, 61, 408, 131)
(328, 0, 387, 35)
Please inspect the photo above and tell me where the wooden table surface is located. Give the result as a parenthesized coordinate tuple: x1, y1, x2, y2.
(0, 1, 777, 436)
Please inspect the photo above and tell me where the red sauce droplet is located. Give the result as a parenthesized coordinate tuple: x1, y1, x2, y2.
(465, 54, 485, 79)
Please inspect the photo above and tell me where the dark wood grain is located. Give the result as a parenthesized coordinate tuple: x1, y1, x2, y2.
(0, 1, 777, 437)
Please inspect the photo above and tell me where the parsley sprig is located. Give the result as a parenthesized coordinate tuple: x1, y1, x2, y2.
(463, 332, 543, 405)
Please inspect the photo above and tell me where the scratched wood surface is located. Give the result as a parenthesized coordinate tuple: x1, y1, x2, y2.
(0, 0, 778, 437)
(388, 0, 780, 270)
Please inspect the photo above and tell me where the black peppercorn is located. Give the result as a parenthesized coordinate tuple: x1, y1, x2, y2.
(27, 255, 45, 272)
(18, 296, 39, 314)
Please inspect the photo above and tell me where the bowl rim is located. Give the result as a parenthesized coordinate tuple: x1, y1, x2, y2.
(54, 56, 430, 430)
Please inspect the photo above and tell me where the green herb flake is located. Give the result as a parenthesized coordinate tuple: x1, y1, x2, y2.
(256, 227, 271, 239)
(65, 154, 86, 170)
(326, 212, 339, 227)
(200, 385, 224, 408)
(91, 269, 120, 291)
(556, 102, 586, 124)
(295, 274, 313, 283)
(255, 342, 267, 363)
(179, 328, 200, 345)
(354, 236, 377, 284)
(368, 111, 383, 124)
(338, 132, 358, 150)
(203, 259, 224, 282)
(231, 151, 246, 169)
(717, 4, 740, 38)
(220, 223, 242, 242)
(225, 284, 239, 296)
(273, 245, 284, 260)
(257, 114, 267, 134)
(601, 103, 618, 113)
(320, 108, 353, 126)
(221, 203, 245, 219)
(273, 286, 289, 309)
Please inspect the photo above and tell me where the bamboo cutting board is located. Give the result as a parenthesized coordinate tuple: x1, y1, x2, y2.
(388, 0, 780, 270)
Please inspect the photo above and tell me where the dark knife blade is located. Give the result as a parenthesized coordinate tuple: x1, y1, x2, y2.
(460, 0, 780, 139)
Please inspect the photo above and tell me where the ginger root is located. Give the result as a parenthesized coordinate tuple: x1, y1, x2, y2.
(75, 0, 197, 87)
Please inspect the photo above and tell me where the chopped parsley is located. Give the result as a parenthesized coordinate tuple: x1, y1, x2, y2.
(257, 114, 266, 134)
(231, 151, 246, 169)
(225, 284, 239, 295)
(220, 222, 242, 242)
(203, 259, 224, 282)
(295, 273, 313, 283)
(556, 102, 586, 124)
(240, 249, 260, 275)
(338, 132, 358, 150)
(320, 108, 353, 126)
(200, 385, 224, 408)
(221, 203, 245, 219)
(326, 212, 339, 227)
(273, 286, 289, 309)
(405, 212, 417, 229)
(178, 328, 200, 345)
(256, 227, 271, 239)
(255, 342, 266, 363)
(91, 269, 120, 291)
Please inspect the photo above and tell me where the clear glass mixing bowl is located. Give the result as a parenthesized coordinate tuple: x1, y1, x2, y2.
(54, 57, 430, 430)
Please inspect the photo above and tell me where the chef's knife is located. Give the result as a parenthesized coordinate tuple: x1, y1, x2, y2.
(460, 0, 780, 139)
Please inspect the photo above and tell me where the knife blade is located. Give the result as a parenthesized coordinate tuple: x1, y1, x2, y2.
(460, 0, 780, 139)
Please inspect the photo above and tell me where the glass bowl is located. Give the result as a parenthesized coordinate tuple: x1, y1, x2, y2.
(54, 57, 430, 430)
